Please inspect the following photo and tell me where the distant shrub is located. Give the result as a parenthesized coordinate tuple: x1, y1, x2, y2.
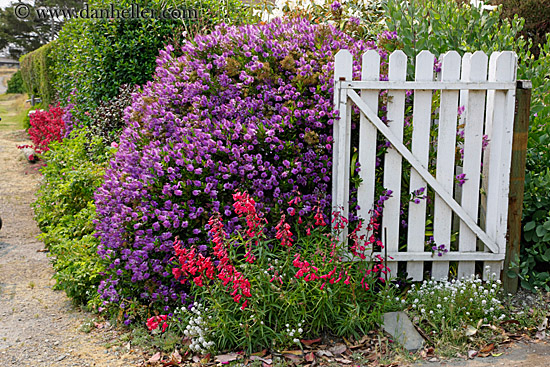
(52, 0, 255, 126)
(6, 70, 24, 94)
(19, 42, 56, 106)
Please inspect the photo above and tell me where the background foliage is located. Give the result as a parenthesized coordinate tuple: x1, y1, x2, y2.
(6, 70, 25, 94)
(33, 130, 113, 304)
(19, 42, 56, 106)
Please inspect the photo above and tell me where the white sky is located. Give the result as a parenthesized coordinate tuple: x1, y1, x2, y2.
(0, 0, 17, 10)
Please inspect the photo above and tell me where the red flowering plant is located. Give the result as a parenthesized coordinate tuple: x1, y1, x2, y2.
(169, 190, 403, 354)
(146, 314, 169, 334)
(28, 104, 66, 153)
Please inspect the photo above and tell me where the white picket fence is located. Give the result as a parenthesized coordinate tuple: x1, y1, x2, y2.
(332, 49, 517, 281)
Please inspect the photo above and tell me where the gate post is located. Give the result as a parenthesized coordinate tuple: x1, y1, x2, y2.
(503, 80, 532, 294)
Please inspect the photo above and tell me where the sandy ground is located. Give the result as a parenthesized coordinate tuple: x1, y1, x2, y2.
(0, 76, 8, 94)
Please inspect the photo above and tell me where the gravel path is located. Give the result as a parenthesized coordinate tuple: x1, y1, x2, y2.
(0, 76, 7, 94)
(0, 97, 145, 366)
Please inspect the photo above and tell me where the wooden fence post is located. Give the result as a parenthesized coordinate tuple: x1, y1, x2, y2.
(503, 80, 532, 294)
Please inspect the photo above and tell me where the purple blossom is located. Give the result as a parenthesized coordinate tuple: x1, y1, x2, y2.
(94, 17, 378, 312)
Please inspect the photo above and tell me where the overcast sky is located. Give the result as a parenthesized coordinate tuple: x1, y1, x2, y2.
(0, 0, 17, 9)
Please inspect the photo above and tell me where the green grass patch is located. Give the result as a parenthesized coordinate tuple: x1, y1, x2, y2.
(0, 94, 30, 131)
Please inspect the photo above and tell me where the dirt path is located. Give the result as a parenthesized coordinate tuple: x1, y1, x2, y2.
(0, 96, 145, 366)
(0, 76, 7, 94)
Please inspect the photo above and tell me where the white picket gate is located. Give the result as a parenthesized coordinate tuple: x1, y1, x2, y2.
(332, 49, 517, 281)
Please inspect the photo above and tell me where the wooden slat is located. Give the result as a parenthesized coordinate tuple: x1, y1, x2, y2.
(369, 252, 505, 262)
(432, 51, 462, 281)
(357, 50, 380, 251)
(346, 89, 500, 254)
(382, 50, 407, 276)
(456, 52, 473, 278)
(458, 51, 488, 278)
(332, 50, 353, 243)
(341, 80, 515, 90)
(483, 51, 517, 278)
(406, 51, 434, 281)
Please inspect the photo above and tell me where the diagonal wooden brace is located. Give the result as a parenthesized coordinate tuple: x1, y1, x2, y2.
(346, 88, 500, 254)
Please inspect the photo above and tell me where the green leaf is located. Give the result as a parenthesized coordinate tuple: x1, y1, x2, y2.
(524, 221, 536, 231)
(536, 224, 547, 237)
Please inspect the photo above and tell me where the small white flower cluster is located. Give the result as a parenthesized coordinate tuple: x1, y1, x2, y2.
(181, 302, 215, 353)
(409, 268, 505, 328)
(284, 321, 304, 344)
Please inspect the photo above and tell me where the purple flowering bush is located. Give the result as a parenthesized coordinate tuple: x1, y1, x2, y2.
(94, 17, 380, 315)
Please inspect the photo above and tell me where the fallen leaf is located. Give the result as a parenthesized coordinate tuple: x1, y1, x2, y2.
(305, 352, 315, 362)
(250, 356, 273, 364)
(192, 355, 200, 363)
(148, 352, 161, 363)
(329, 343, 347, 355)
(481, 324, 499, 331)
(478, 352, 491, 358)
(500, 319, 520, 326)
(468, 350, 478, 359)
(283, 353, 303, 363)
(316, 350, 333, 357)
(281, 350, 303, 356)
(251, 349, 267, 357)
(465, 325, 478, 336)
(538, 317, 548, 331)
(334, 357, 352, 364)
(491, 352, 503, 357)
(215, 353, 240, 363)
(479, 343, 495, 353)
(301, 338, 322, 346)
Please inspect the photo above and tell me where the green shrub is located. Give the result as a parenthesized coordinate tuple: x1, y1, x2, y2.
(6, 70, 24, 94)
(513, 36, 550, 291)
(383, 0, 526, 75)
(406, 273, 506, 354)
(33, 129, 113, 304)
(52, 0, 255, 125)
(19, 42, 56, 106)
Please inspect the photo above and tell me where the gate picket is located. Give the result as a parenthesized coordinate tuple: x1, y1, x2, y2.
(432, 51, 461, 280)
(332, 49, 517, 282)
(382, 50, 407, 275)
(406, 51, 434, 281)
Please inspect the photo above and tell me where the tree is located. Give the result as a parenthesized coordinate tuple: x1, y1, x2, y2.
(0, 0, 82, 58)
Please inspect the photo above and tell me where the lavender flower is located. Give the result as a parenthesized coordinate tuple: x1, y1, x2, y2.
(94, 17, 378, 312)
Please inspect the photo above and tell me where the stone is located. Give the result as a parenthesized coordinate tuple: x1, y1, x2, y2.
(382, 311, 424, 352)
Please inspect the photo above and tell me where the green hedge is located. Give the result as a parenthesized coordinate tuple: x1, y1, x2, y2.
(51, 0, 255, 124)
(19, 42, 56, 105)
(6, 70, 25, 94)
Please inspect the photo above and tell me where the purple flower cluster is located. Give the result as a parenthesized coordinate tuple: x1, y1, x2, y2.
(94, 18, 376, 311)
